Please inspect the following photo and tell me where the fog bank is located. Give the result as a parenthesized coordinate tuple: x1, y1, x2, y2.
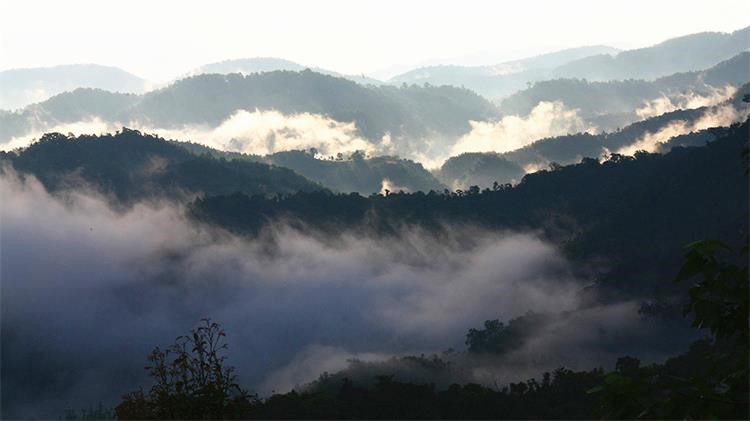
(1, 171, 584, 416)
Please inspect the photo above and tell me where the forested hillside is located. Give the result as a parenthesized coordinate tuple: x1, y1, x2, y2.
(0, 128, 321, 202)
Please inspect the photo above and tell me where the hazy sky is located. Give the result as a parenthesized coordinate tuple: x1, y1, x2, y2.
(1, 0, 748, 81)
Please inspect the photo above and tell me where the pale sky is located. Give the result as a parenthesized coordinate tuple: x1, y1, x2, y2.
(1, 0, 748, 82)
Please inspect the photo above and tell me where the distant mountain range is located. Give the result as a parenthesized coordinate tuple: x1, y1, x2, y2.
(387, 26, 749, 100)
(551, 26, 750, 81)
(0, 64, 150, 111)
(387, 45, 621, 99)
(192, 57, 383, 85)
(4, 50, 747, 149)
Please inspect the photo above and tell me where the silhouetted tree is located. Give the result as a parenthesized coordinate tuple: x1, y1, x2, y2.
(115, 319, 256, 419)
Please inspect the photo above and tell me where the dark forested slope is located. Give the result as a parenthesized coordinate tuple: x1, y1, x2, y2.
(1, 128, 321, 203)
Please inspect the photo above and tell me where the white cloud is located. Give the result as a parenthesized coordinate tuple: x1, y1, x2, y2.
(618, 104, 749, 155)
(635, 86, 738, 119)
(1, 110, 383, 158)
(449, 102, 595, 156)
(142, 109, 378, 157)
(1, 118, 116, 151)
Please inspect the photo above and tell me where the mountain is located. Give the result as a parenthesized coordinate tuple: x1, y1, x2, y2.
(553, 26, 750, 81)
(124, 70, 498, 146)
(192, 57, 383, 85)
(0, 70, 499, 156)
(131, 70, 498, 139)
(0, 128, 321, 203)
(499, 52, 750, 129)
(0, 64, 149, 110)
(388, 46, 620, 100)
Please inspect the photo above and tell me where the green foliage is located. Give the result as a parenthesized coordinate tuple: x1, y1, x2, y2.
(676, 240, 749, 342)
(588, 241, 749, 419)
(115, 319, 256, 419)
(589, 339, 748, 419)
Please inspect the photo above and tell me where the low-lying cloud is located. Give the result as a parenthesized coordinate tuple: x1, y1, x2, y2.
(2, 103, 594, 169)
(449, 101, 595, 157)
(618, 104, 750, 155)
(1, 110, 386, 159)
(635, 86, 738, 120)
(142, 109, 379, 157)
(1, 117, 115, 151)
(1, 169, 697, 417)
(1, 170, 578, 416)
